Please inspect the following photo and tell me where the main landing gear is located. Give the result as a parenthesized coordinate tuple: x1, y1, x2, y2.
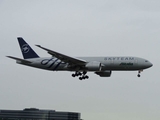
(72, 71, 89, 80)
(137, 70, 143, 77)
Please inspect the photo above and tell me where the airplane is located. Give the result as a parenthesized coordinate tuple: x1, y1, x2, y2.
(7, 37, 153, 80)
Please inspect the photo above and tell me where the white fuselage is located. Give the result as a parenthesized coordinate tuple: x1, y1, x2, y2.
(8, 37, 153, 79)
(17, 56, 153, 72)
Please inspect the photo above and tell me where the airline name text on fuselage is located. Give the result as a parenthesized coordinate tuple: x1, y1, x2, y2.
(104, 57, 134, 61)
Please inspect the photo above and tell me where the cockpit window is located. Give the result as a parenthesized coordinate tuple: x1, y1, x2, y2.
(145, 60, 148, 62)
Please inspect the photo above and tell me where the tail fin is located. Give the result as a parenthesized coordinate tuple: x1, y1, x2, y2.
(17, 37, 39, 59)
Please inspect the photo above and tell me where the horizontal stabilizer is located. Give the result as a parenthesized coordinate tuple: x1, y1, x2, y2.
(7, 56, 32, 64)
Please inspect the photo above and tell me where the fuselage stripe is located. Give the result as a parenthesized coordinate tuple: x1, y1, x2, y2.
(47, 58, 59, 69)
(53, 62, 62, 71)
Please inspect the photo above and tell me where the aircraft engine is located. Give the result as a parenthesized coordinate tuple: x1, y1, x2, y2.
(95, 70, 112, 77)
(85, 61, 102, 71)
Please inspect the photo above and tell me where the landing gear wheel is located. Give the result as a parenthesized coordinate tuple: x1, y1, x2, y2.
(78, 72, 82, 76)
(137, 70, 143, 77)
(72, 74, 76, 77)
(85, 76, 89, 79)
(72, 71, 89, 80)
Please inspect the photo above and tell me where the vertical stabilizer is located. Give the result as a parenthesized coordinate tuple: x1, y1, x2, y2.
(17, 37, 39, 59)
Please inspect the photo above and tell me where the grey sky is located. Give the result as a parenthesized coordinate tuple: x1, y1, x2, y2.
(0, 0, 160, 120)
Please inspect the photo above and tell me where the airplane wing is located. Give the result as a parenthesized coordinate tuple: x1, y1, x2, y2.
(35, 45, 86, 65)
(6, 56, 32, 64)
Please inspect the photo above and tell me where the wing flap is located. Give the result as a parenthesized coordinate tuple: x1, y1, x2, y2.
(35, 45, 86, 65)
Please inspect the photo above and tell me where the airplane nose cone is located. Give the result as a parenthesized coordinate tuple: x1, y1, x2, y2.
(149, 62, 153, 68)
(146, 61, 153, 68)
(143, 60, 153, 69)
(139, 59, 153, 69)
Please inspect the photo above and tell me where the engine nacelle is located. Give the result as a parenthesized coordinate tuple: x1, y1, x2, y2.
(85, 61, 102, 71)
(95, 70, 112, 77)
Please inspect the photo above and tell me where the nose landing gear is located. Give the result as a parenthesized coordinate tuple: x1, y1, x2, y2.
(137, 70, 143, 77)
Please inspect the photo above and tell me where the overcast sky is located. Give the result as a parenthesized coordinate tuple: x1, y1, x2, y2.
(1, 0, 160, 120)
